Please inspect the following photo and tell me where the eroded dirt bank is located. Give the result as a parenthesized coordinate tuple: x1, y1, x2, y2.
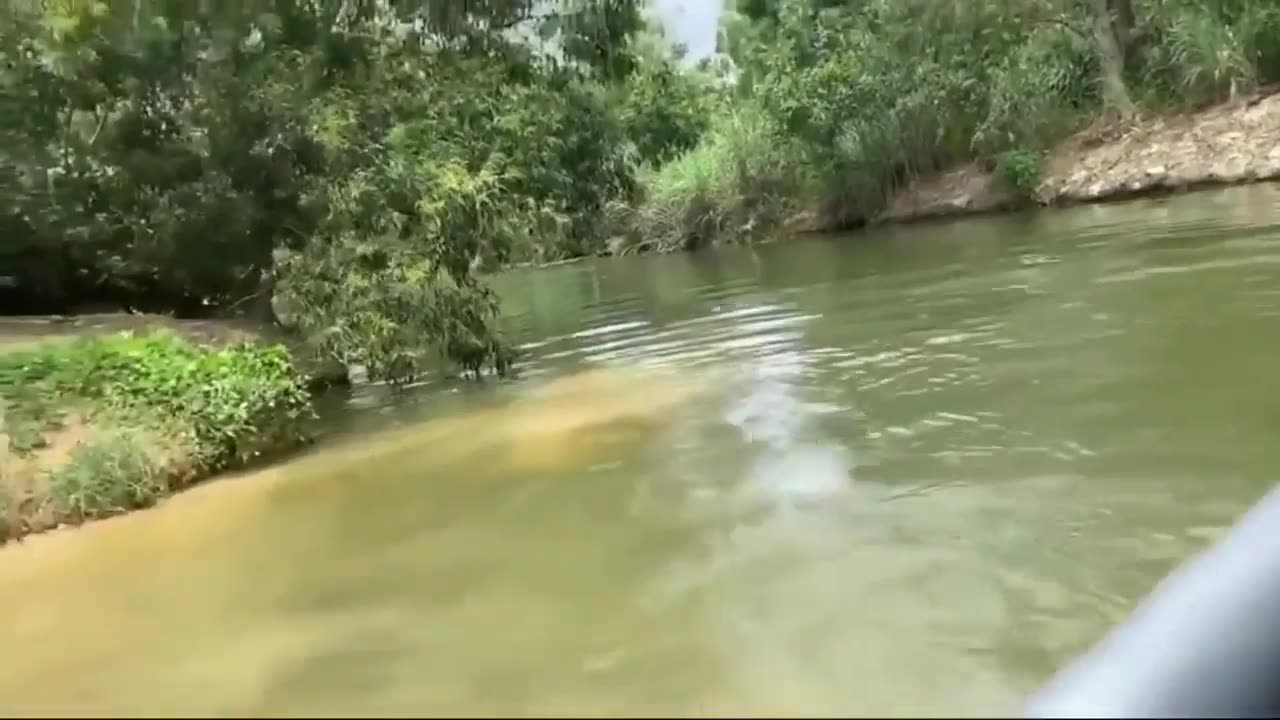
(881, 90, 1280, 224)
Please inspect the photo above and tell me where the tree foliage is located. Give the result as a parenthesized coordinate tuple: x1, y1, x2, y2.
(0, 0, 712, 382)
(5, 0, 1276, 383)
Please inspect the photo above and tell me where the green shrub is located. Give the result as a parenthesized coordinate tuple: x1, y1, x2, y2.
(994, 150, 1044, 199)
(0, 330, 316, 469)
(46, 431, 168, 521)
(0, 330, 317, 539)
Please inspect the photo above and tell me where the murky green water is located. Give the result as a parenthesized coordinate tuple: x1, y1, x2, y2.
(4, 185, 1280, 717)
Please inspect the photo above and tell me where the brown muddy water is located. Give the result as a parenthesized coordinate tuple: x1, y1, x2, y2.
(3, 184, 1280, 717)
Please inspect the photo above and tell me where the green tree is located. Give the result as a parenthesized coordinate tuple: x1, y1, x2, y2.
(0, 0, 653, 382)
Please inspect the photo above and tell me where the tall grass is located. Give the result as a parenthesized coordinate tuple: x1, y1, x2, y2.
(46, 430, 170, 522)
(1139, 2, 1280, 107)
(615, 105, 814, 253)
(1144, 8, 1259, 103)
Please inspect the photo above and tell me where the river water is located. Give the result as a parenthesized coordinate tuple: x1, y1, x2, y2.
(4, 185, 1280, 717)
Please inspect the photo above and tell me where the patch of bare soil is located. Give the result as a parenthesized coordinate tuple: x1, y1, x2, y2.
(1042, 91, 1280, 202)
(881, 164, 1018, 223)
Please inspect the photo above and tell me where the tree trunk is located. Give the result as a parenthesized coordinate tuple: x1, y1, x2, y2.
(1093, 0, 1137, 119)
(1111, 0, 1135, 54)
(250, 269, 282, 327)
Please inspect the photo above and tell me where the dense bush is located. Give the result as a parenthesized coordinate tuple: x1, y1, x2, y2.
(995, 150, 1045, 199)
(617, 105, 812, 253)
(630, 0, 1280, 249)
(0, 330, 314, 462)
(0, 330, 315, 530)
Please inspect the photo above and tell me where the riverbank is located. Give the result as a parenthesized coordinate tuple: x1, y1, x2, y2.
(875, 90, 1280, 226)
(0, 329, 320, 543)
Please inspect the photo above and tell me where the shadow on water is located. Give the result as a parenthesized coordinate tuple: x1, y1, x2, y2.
(4, 183, 1280, 716)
